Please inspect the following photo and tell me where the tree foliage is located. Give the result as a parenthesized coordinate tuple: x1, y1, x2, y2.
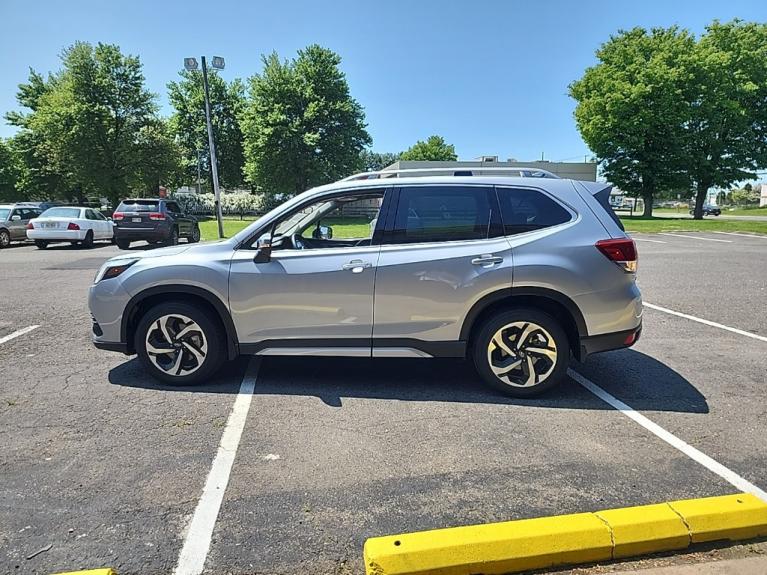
(400, 135, 457, 162)
(570, 27, 694, 217)
(0, 139, 21, 202)
(168, 70, 246, 190)
(241, 45, 371, 198)
(360, 150, 400, 172)
(570, 20, 767, 219)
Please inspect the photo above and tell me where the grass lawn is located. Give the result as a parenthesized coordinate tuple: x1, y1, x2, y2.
(621, 216, 767, 235)
(722, 207, 767, 216)
(198, 216, 372, 242)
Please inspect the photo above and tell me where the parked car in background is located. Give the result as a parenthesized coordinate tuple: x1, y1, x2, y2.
(112, 199, 200, 250)
(0, 203, 44, 248)
(689, 204, 721, 216)
(26, 206, 114, 249)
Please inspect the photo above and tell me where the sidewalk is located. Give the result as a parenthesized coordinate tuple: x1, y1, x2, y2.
(620, 556, 767, 574)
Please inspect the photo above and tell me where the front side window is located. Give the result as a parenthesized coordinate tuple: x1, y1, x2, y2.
(389, 186, 494, 244)
(258, 191, 385, 251)
(496, 187, 572, 236)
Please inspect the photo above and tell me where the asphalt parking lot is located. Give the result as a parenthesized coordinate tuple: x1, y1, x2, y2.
(1, 232, 766, 575)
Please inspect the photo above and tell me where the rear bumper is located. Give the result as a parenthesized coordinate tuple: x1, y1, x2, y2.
(114, 225, 170, 241)
(27, 229, 86, 241)
(579, 322, 642, 359)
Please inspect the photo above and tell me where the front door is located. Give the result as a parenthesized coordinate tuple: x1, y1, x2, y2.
(228, 190, 387, 354)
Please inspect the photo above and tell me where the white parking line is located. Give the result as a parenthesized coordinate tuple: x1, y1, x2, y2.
(631, 237, 667, 243)
(644, 302, 767, 343)
(569, 369, 767, 502)
(0, 325, 40, 345)
(173, 358, 260, 575)
(712, 231, 767, 239)
(658, 233, 732, 243)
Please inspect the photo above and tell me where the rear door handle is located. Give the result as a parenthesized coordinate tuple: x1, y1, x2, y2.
(342, 260, 372, 273)
(471, 254, 504, 266)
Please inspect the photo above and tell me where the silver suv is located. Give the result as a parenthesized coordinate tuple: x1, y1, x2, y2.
(89, 172, 642, 397)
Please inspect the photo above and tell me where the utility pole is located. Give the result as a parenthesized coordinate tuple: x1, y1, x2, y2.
(184, 56, 226, 238)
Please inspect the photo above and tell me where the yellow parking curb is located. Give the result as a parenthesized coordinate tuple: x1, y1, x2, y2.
(363, 494, 767, 575)
(51, 570, 116, 575)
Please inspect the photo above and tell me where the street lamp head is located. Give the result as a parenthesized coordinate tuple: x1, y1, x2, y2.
(184, 57, 199, 71)
(211, 56, 225, 70)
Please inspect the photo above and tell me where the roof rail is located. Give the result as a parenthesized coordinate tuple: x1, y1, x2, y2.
(341, 166, 560, 182)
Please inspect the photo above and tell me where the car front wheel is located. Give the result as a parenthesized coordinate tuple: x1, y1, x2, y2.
(135, 302, 225, 385)
(473, 308, 569, 397)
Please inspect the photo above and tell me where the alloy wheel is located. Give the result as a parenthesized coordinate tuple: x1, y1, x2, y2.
(486, 321, 558, 387)
(0, 230, 9, 248)
(145, 314, 208, 377)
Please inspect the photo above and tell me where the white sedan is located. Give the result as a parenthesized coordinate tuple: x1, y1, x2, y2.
(26, 206, 114, 249)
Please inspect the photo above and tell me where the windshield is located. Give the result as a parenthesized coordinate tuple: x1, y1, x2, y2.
(40, 207, 82, 218)
(0, 208, 10, 220)
(118, 200, 160, 212)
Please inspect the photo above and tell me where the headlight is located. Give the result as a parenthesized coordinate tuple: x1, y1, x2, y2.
(94, 259, 138, 283)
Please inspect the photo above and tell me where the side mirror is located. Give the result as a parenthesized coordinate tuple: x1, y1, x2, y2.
(253, 237, 272, 264)
(11, 215, 21, 221)
(312, 225, 333, 240)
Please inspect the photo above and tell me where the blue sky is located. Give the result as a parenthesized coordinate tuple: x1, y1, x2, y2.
(1, 0, 765, 161)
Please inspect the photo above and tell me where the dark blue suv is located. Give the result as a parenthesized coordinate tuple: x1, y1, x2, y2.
(113, 199, 200, 249)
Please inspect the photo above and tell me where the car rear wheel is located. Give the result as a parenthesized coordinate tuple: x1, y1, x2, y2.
(35, 240, 48, 249)
(188, 223, 201, 243)
(81, 230, 94, 249)
(116, 239, 130, 250)
(135, 302, 225, 385)
(473, 308, 569, 397)
(0, 229, 10, 248)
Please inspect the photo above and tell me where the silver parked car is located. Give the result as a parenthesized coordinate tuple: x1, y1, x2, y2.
(89, 171, 642, 397)
(0, 203, 44, 248)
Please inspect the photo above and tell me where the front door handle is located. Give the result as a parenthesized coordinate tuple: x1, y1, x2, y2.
(342, 260, 372, 273)
(471, 254, 504, 266)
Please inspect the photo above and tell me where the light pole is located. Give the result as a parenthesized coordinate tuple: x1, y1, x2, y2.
(184, 56, 226, 238)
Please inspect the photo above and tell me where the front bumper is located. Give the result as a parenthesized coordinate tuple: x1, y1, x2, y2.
(89, 278, 133, 354)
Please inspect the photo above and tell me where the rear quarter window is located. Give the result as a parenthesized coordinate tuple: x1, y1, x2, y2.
(496, 187, 572, 236)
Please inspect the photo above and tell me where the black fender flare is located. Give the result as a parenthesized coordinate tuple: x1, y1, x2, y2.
(121, 285, 239, 359)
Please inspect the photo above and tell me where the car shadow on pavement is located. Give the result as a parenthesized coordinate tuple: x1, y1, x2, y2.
(108, 349, 708, 414)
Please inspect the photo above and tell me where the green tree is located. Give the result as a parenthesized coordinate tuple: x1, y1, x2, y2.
(569, 27, 694, 217)
(132, 119, 184, 196)
(5, 69, 72, 201)
(682, 21, 767, 219)
(400, 135, 457, 162)
(241, 45, 371, 200)
(359, 150, 400, 172)
(168, 70, 246, 190)
(0, 139, 21, 202)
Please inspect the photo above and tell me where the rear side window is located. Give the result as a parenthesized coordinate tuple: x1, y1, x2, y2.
(497, 187, 572, 236)
(389, 186, 494, 244)
(118, 200, 160, 212)
(165, 202, 181, 214)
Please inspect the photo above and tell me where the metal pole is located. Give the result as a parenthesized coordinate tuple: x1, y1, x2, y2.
(197, 150, 202, 194)
(201, 56, 224, 239)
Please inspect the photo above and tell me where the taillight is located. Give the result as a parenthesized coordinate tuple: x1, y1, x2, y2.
(112, 212, 124, 221)
(67, 222, 80, 231)
(26, 222, 34, 230)
(149, 212, 166, 221)
(596, 238, 637, 273)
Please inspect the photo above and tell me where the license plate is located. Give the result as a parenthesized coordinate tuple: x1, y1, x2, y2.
(43, 222, 57, 229)
(132, 217, 142, 223)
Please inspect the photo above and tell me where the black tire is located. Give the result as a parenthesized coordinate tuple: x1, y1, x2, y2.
(0, 229, 10, 249)
(135, 301, 226, 386)
(35, 240, 48, 249)
(81, 230, 94, 249)
(166, 227, 179, 246)
(472, 308, 569, 398)
(116, 239, 131, 250)
(188, 223, 201, 243)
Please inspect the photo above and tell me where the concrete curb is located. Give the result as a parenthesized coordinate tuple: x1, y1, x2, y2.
(363, 494, 767, 575)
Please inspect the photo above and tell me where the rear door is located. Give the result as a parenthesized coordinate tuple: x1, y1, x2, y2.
(372, 184, 512, 354)
(9, 208, 28, 239)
